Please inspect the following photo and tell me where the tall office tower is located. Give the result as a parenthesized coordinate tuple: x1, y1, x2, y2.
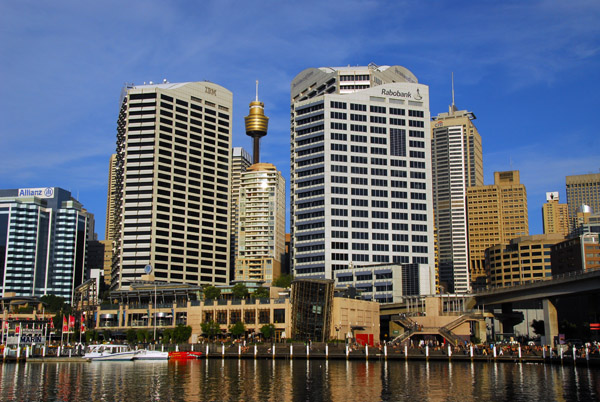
(431, 103, 483, 293)
(106, 154, 118, 241)
(245, 82, 269, 164)
(235, 163, 286, 283)
(111, 81, 233, 290)
(542, 192, 569, 237)
(290, 64, 435, 295)
(229, 147, 252, 281)
(467, 171, 529, 288)
(0, 187, 89, 301)
(566, 173, 600, 232)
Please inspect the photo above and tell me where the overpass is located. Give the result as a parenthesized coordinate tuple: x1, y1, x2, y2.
(380, 268, 600, 346)
(472, 267, 600, 346)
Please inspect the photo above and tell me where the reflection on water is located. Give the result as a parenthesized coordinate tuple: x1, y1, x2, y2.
(0, 359, 599, 401)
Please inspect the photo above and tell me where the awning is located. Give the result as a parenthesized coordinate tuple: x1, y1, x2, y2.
(335, 272, 353, 278)
(355, 283, 372, 288)
(374, 269, 392, 275)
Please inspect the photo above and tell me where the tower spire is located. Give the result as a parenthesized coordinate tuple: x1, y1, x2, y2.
(245, 81, 269, 164)
(449, 72, 458, 114)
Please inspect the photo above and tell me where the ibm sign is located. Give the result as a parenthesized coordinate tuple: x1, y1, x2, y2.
(18, 187, 55, 198)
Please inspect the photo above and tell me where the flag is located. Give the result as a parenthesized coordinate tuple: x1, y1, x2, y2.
(15, 324, 20, 334)
(50, 318, 55, 329)
(68, 315, 75, 331)
(80, 313, 85, 332)
(62, 316, 68, 333)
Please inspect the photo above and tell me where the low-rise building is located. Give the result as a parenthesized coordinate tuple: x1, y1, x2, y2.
(485, 234, 565, 288)
(551, 233, 600, 275)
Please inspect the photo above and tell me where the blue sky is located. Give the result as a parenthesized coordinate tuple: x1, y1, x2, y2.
(1, 0, 599, 239)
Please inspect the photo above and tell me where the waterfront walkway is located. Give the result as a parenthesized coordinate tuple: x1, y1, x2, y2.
(4, 343, 600, 367)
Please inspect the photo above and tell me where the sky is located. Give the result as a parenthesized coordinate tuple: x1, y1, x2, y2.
(1, 0, 599, 240)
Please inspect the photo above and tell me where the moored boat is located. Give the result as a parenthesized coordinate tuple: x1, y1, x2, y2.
(134, 349, 169, 360)
(84, 344, 138, 361)
(168, 351, 203, 360)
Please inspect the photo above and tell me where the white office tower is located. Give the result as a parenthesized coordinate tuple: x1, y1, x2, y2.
(235, 163, 286, 283)
(112, 81, 233, 290)
(229, 147, 252, 280)
(431, 104, 483, 294)
(290, 64, 436, 296)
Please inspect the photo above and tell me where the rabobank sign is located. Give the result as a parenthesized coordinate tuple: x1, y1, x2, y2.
(18, 187, 55, 198)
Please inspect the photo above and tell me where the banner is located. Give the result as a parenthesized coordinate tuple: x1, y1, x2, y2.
(80, 314, 85, 332)
(68, 315, 75, 331)
(15, 324, 20, 334)
(62, 316, 68, 333)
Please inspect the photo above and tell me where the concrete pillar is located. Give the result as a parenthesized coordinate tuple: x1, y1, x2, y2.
(474, 320, 487, 343)
(500, 303, 514, 335)
(542, 298, 558, 347)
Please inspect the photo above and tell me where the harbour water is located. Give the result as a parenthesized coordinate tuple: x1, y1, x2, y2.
(1, 359, 599, 401)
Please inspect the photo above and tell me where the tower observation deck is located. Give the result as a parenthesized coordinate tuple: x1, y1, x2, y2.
(244, 81, 269, 164)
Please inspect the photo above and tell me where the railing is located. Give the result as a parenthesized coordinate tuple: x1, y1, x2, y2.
(100, 304, 119, 310)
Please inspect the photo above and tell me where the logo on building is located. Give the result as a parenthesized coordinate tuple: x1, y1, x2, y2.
(414, 89, 423, 101)
(18, 187, 55, 198)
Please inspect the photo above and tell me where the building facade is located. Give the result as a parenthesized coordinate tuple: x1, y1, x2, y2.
(229, 147, 252, 279)
(0, 188, 89, 301)
(566, 173, 600, 232)
(334, 263, 430, 303)
(551, 233, 600, 275)
(485, 233, 564, 287)
(542, 192, 569, 237)
(290, 64, 435, 295)
(235, 163, 286, 283)
(431, 106, 483, 294)
(111, 81, 233, 290)
(467, 171, 529, 289)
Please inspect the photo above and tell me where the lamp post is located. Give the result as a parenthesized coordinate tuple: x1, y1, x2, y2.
(335, 325, 340, 347)
(153, 283, 157, 343)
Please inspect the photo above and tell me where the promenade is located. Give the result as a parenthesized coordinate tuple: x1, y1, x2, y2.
(4, 342, 600, 367)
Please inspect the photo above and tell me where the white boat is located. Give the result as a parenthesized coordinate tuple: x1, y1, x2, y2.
(133, 349, 169, 360)
(84, 344, 138, 361)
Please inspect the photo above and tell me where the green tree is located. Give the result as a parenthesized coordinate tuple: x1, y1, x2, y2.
(203, 285, 221, 300)
(229, 321, 246, 339)
(272, 274, 294, 288)
(162, 328, 173, 344)
(260, 324, 275, 340)
(200, 320, 221, 340)
(531, 319, 545, 336)
(40, 294, 69, 313)
(126, 329, 137, 344)
(85, 330, 98, 343)
(251, 287, 270, 299)
(173, 325, 193, 343)
(137, 329, 150, 343)
(232, 283, 249, 299)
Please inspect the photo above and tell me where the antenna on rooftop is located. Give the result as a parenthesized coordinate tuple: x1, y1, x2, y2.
(255, 80, 259, 102)
(451, 72, 455, 108)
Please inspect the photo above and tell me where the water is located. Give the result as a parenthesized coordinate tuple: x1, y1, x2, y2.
(1, 359, 599, 401)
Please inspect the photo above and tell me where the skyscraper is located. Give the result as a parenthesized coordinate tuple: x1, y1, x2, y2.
(542, 192, 569, 237)
(111, 81, 232, 290)
(431, 104, 483, 293)
(229, 147, 252, 280)
(290, 64, 435, 294)
(235, 163, 286, 283)
(105, 153, 118, 242)
(566, 173, 600, 231)
(0, 187, 89, 301)
(467, 170, 529, 288)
